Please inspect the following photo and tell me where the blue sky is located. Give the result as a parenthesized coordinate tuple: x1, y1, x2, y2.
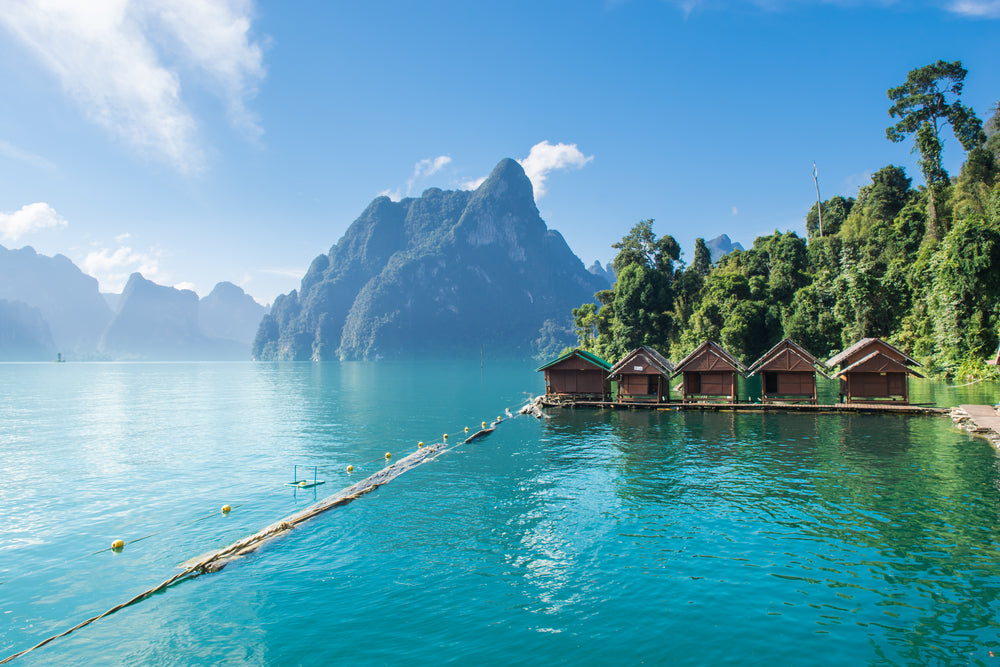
(0, 0, 997, 304)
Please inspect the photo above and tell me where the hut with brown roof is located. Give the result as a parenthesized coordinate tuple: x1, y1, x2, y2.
(536, 348, 612, 400)
(671, 340, 746, 403)
(608, 346, 675, 403)
(746, 338, 828, 404)
(826, 337, 923, 404)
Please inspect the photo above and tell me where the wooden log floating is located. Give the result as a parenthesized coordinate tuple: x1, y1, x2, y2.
(183, 441, 449, 573)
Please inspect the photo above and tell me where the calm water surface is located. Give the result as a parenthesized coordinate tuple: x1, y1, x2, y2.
(1, 362, 999, 665)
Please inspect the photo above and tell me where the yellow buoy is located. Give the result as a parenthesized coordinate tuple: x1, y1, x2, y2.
(111, 539, 125, 551)
(443, 433, 448, 440)
(418, 441, 424, 448)
(346, 465, 354, 473)
(221, 505, 232, 514)
(464, 426, 469, 432)
(385, 452, 392, 460)
(482, 421, 486, 428)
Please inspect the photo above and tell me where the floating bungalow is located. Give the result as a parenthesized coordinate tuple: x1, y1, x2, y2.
(536, 349, 612, 400)
(746, 338, 828, 404)
(672, 341, 746, 403)
(607, 346, 675, 403)
(826, 337, 923, 404)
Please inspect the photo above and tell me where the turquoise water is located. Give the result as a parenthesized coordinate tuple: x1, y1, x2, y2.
(2, 362, 1000, 665)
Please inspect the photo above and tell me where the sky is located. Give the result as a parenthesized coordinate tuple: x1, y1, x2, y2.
(0, 0, 997, 305)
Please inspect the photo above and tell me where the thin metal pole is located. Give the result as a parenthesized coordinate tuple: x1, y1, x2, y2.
(812, 161, 823, 238)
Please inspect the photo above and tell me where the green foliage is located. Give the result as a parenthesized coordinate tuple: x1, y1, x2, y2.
(565, 63, 998, 378)
(806, 195, 853, 239)
(886, 60, 986, 240)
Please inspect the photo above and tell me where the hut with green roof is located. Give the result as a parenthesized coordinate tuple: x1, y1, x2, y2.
(536, 349, 612, 400)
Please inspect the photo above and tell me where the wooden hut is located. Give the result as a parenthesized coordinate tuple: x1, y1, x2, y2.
(746, 338, 828, 404)
(671, 341, 746, 403)
(826, 337, 923, 404)
(608, 346, 675, 403)
(536, 349, 612, 400)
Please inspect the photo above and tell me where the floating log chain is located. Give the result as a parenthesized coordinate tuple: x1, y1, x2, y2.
(0, 406, 528, 664)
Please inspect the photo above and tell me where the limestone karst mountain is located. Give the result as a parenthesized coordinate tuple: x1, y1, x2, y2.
(253, 158, 604, 360)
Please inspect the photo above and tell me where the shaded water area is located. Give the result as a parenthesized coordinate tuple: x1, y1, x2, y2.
(1, 362, 999, 665)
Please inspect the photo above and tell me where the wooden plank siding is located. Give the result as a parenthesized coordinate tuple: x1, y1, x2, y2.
(747, 339, 826, 404)
(608, 346, 674, 403)
(672, 341, 746, 404)
(827, 338, 922, 405)
(537, 349, 612, 400)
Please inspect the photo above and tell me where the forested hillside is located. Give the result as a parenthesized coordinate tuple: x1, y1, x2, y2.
(572, 61, 1000, 379)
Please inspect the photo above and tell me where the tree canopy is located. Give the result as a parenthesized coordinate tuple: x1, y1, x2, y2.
(568, 61, 999, 380)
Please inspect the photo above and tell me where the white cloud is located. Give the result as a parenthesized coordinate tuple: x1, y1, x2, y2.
(459, 176, 487, 191)
(406, 155, 452, 195)
(0, 202, 67, 243)
(731, 206, 739, 216)
(0, 0, 265, 172)
(519, 141, 594, 199)
(173, 281, 197, 293)
(947, 0, 1000, 16)
(377, 188, 402, 202)
(80, 243, 165, 293)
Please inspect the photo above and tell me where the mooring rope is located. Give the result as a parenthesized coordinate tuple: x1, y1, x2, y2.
(1, 403, 535, 664)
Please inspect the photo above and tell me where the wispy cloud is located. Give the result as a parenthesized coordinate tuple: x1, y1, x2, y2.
(0, 140, 56, 171)
(260, 267, 306, 278)
(947, 0, 1000, 17)
(459, 176, 488, 191)
(0, 0, 265, 173)
(519, 141, 594, 198)
(406, 155, 452, 195)
(659, 0, 999, 18)
(79, 243, 166, 293)
(0, 202, 67, 243)
(378, 155, 454, 200)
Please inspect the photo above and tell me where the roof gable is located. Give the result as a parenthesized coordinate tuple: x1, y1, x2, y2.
(827, 337, 920, 369)
(832, 350, 925, 378)
(672, 340, 746, 375)
(747, 338, 829, 377)
(608, 346, 675, 377)
(536, 348, 612, 372)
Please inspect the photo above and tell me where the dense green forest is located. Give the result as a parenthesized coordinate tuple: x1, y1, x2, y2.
(571, 61, 1000, 380)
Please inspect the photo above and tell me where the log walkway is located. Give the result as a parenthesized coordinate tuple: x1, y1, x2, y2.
(952, 404, 1000, 449)
(541, 398, 945, 415)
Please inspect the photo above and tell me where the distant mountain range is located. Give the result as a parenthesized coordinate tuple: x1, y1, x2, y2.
(0, 244, 266, 361)
(1, 167, 745, 363)
(253, 158, 605, 360)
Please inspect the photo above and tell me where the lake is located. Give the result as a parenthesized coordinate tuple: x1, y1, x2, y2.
(1, 361, 999, 665)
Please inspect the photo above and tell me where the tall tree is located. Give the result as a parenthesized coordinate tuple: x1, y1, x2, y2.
(886, 60, 987, 240)
(692, 238, 712, 276)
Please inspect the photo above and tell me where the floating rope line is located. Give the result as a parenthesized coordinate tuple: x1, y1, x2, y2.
(1, 408, 525, 664)
(947, 377, 986, 388)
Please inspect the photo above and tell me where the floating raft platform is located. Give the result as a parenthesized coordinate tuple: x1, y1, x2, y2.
(540, 398, 945, 416)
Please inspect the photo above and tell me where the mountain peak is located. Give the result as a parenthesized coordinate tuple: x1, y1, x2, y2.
(477, 158, 534, 203)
